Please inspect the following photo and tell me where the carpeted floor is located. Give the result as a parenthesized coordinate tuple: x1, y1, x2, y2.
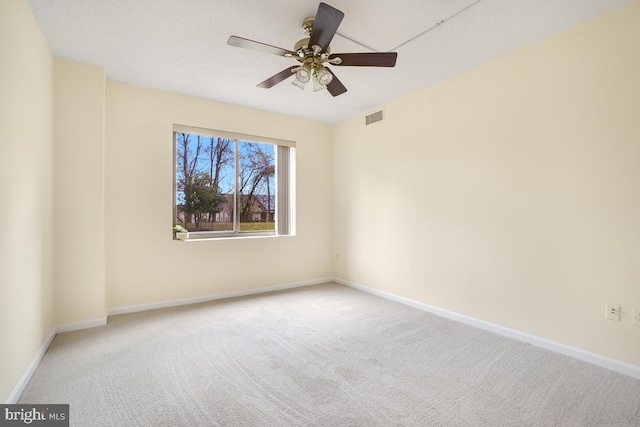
(19, 283, 640, 426)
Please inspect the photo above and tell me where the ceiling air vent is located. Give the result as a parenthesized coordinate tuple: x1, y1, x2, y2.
(365, 110, 384, 125)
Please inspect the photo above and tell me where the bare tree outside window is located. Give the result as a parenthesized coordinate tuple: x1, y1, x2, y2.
(238, 141, 275, 231)
(175, 132, 276, 235)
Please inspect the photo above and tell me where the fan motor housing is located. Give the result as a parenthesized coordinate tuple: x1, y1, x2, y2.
(302, 17, 315, 35)
(294, 38, 310, 52)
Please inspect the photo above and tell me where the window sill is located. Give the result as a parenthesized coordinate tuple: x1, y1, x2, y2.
(173, 233, 294, 242)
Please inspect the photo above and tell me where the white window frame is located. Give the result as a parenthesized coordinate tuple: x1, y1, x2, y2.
(173, 124, 295, 239)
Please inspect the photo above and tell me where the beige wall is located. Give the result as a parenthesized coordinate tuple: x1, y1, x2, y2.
(0, 0, 55, 402)
(334, 2, 640, 365)
(105, 82, 333, 308)
(53, 59, 107, 325)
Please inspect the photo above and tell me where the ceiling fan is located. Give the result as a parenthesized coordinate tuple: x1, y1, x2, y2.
(227, 2, 398, 97)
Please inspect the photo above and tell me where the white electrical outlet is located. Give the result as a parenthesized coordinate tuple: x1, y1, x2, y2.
(606, 304, 620, 321)
(633, 309, 640, 326)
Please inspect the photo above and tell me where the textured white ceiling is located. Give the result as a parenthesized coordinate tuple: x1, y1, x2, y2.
(29, 0, 635, 124)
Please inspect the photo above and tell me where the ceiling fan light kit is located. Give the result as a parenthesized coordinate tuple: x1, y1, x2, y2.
(227, 2, 398, 97)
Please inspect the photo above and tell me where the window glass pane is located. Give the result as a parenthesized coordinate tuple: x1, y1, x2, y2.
(176, 133, 234, 232)
(238, 141, 275, 232)
(174, 126, 291, 239)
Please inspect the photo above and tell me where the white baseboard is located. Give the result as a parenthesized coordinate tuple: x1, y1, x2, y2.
(6, 329, 56, 404)
(55, 317, 108, 334)
(334, 277, 640, 380)
(5, 317, 108, 404)
(108, 277, 333, 316)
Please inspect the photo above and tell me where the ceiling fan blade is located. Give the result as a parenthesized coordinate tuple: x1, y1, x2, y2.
(257, 67, 297, 88)
(227, 36, 294, 57)
(329, 52, 397, 67)
(326, 69, 347, 97)
(308, 3, 344, 52)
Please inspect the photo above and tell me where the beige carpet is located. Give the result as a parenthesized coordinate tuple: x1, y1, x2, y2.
(19, 283, 640, 426)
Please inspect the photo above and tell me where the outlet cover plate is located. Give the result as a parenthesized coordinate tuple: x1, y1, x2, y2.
(606, 304, 620, 321)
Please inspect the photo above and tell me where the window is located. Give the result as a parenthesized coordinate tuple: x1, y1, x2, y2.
(174, 125, 295, 239)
